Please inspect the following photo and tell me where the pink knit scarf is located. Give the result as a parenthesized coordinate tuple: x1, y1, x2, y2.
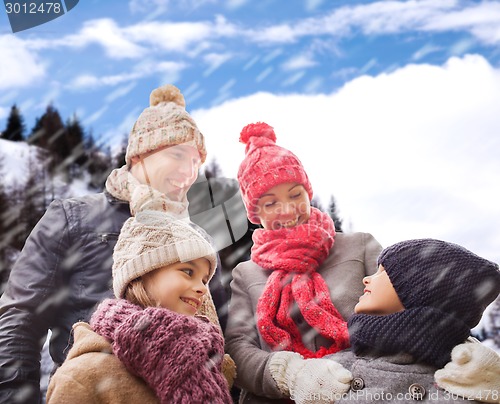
(253, 207, 350, 358)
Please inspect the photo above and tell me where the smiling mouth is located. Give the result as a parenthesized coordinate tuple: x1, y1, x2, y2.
(180, 297, 200, 310)
(277, 218, 298, 229)
(169, 179, 190, 189)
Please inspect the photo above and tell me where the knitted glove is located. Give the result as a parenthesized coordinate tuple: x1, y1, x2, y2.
(113, 307, 232, 403)
(269, 351, 352, 404)
(435, 340, 500, 403)
(221, 353, 237, 388)
(90, 298, 142, 343)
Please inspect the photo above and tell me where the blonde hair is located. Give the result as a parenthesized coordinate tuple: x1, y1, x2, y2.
(124, 278, 157, 308)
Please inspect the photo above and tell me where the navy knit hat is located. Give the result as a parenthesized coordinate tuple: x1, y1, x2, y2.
(348, 239, 500, 367)
(378, 238, 500, 329)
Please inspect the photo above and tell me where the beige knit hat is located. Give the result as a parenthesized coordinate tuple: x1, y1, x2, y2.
(112, 210, 217, 298)
(125, 84, 207, 166)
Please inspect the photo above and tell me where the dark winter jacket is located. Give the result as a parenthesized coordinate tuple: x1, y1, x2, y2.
(0, 185, 235, 404)
(325, 350, 480, 403)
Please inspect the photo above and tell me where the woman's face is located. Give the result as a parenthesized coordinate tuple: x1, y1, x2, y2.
(130, 143, 201, 202)
(354, 264, 404, 315)
(255, 182, 311, 230)
(142, 258, 210, 316)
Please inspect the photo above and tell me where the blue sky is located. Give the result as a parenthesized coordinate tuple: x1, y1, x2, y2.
(1, 0, 500, 265)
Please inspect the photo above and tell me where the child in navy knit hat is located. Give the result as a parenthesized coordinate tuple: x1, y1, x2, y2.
(322, 238, 500, 403)
(227, 121, 500, 404)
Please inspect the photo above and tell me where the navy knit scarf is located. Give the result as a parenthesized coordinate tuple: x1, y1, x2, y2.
(348, 307, 470, 368)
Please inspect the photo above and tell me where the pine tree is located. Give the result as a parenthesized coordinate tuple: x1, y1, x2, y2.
(327, 195, 343, 232)
(112, 134, 127, 169)
(63, 115, 87, 179)
(84, 133, 114, 190)
(18, 151, 47, 247)
(204, 159, 224, 179)
(28, 104, 64, 148)
(27, 104, 65, 175)
(1, 104, 25, 142)
(310, 197, 323, 211)
(60, 115, 87, 174)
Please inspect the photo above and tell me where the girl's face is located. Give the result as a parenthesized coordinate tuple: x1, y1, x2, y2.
(142, 258, 210, 316)
(130, 143, 201, 202)
(354, 265, 404, 315)
(255, 182, 311, 230)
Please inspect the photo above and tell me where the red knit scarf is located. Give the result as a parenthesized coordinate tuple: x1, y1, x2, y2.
(253, 207, 350, 358)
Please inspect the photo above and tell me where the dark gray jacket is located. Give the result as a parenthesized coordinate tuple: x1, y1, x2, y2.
(327, 350, 480, 403)
(0, 188, 234, 404)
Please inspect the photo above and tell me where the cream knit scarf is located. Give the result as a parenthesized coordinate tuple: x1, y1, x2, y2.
(105, 165, 188, 218)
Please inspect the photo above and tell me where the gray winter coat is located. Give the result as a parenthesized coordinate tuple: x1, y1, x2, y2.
(325, 350, 480, 403)
(0, 184, 235, 404)
(225, 232, 382, 403)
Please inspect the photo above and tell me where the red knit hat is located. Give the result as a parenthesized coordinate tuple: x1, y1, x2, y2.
(237, 122, 313, 224)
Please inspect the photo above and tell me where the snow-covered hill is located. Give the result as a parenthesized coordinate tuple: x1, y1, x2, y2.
(0, 138, 94, 197)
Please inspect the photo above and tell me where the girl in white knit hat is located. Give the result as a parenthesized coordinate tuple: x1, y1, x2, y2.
(46, 208, 234, 404)
(0, 83, 230, 404)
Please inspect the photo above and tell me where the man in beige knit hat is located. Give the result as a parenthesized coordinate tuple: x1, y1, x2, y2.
(0, 84, 232, 404)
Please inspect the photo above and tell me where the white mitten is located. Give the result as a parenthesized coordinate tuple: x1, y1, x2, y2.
(435, 339, 500, 403)
(268, 351, 352, 404)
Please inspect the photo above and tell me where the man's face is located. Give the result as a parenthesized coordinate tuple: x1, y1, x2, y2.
(130, 143, 201, 201)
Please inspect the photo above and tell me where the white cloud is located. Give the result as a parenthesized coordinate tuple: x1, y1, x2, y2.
(24, 19, 146, 59)
(9, 0, 500, 71)
(76, 19, 147, 59)
(192, 54, 500, 263)
(0, 35, 46, 90)
(23, 15, 238, 60)
(69, 61, 186, 90)
(423, 1, 500, 44)
(251, 24, 299, 43)
(125, 21, 214, 52)
(248, 0, 500, 46)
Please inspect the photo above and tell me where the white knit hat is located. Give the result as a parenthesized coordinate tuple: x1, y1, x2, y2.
(125, 84, 207, 166)
(112, 210, 217, 298)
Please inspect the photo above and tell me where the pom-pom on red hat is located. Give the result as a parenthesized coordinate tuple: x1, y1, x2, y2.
(237, 122, 313, 224)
